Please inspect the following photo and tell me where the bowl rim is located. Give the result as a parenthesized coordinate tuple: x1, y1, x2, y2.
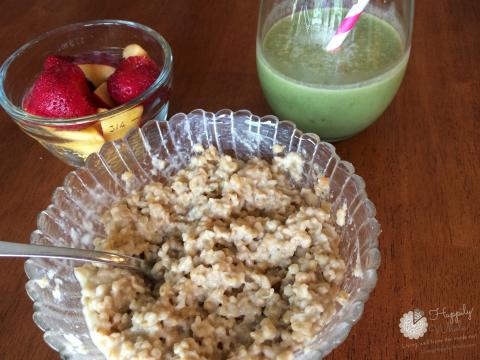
(0, 19, 173, 127)
(24, 109, 381, 359)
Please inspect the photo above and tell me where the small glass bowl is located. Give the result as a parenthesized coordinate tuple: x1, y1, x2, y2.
(24, 109, 381, 359)
(0, 20, 173, 167)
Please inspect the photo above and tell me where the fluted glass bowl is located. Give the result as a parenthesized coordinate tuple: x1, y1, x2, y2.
(24, 109, 381, 359)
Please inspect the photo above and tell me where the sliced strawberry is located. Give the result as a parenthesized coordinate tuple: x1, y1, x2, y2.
(24, 59, 97, 120)
(107, 55, 160, 104)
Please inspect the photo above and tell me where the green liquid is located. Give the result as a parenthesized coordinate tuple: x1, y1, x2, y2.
(257, 9, 408, 140)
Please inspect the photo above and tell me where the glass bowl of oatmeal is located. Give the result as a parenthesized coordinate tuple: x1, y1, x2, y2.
(24, 109, 380, 359)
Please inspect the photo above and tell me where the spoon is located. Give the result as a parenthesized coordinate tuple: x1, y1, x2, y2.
(0, 240, 150, 277)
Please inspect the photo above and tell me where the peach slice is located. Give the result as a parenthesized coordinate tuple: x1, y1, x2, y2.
(123, 44, 148, 58)
(61, 138, 105, 157)
(100, 105, 143, 141)
(78, 64, 115, 87)
(94, 82, 115, 108)
(43, 124, 105, 157)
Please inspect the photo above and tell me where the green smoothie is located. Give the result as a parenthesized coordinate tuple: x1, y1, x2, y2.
(257, 9, 408, 141)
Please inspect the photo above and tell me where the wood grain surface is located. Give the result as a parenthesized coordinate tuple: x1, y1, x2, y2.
(0, 1, 479, 359)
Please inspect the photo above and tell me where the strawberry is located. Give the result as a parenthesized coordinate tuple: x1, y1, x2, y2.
(24, 57, 97, 120)
(107, 56, 160, 104)
(43, 55, 74, 70)
(119, 56, 158, 71)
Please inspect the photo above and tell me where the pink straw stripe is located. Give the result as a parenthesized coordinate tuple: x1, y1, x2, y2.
(336, 13, 361, 34)
(326, 0, 370, 51)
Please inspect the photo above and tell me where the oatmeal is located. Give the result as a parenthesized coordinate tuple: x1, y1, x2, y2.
(75, 146, 346, 360)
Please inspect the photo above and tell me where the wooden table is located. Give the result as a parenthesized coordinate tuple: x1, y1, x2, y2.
(0, 1, 478, 359)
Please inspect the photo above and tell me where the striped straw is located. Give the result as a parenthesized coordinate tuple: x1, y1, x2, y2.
(326, 0, 370, 51)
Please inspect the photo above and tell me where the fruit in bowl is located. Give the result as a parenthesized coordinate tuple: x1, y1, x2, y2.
(23, 44, 161, 157)
(0, 20, 173, 167)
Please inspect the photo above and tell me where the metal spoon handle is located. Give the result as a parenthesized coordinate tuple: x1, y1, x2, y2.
(0, 240, 147, 274)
